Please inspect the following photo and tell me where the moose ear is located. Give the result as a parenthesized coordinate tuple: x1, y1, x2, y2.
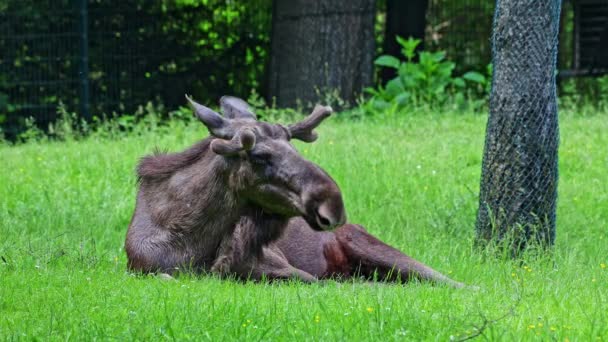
(220, 96, 256, 120)
(288, 105, 333, 142)
(211, 129, 256, 155)
(185, 95, 233, 139)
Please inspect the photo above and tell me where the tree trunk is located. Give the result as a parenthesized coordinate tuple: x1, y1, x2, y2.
(476, 0, 561, 253)
(381, 0, 428, 83)
(267, 0, 376, 108)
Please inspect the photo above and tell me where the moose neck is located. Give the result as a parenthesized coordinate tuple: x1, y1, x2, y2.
(238, 208, 293, 258)
(140, 139, 243, 237)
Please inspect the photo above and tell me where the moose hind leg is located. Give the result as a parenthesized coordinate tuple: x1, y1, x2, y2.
(334, 224, 465, 288)
(126, 240, 199, 275)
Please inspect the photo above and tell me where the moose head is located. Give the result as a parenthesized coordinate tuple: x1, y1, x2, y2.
(185, 95, 346, 231)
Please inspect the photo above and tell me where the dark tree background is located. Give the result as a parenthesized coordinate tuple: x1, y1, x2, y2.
(381, 0, 428, 83)
(267, 0, 376, 108)
(0, 0, 272, 134)
(0, 0, 600, 136)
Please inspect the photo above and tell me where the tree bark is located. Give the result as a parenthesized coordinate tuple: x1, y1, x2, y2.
(381, 0, 428, 83)
(476, 0, 561, 253)
(267, 0, 376, 108)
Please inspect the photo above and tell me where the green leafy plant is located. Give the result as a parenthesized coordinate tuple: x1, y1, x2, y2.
(559, 75, 608, 113)
(0, 92, 8, 125)
(366, 37, 489, 112)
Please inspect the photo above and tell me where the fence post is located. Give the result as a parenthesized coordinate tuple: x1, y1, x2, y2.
(77, 0, 90, 120)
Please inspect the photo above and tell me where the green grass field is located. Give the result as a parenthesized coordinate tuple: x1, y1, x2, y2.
(1, 110, 607, 340)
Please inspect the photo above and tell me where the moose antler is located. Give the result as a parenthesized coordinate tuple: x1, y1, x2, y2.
(288, 105, 333, 142)
(186, 94, 234, 139)
(220, 96, 256, 120)
(210, 128, 256, 155)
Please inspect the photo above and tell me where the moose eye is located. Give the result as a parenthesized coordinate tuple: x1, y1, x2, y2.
(249, 151, 272, 165)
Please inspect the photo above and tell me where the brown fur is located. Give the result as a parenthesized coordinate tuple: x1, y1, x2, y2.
(268, 220, 466, 287)
(137, 140, 210, 182)
(125, 97, 346, 276)
(125, 96, 466, 288)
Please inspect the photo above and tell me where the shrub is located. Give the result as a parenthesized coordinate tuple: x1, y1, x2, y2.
(364, 37, 489, 114)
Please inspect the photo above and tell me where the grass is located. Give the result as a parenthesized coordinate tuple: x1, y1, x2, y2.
(1, 109, 607, 340)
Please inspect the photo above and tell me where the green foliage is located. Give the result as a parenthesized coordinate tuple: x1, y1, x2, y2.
(16, 117, 45, 143)
(425, 0, 495, 74)
(0, 0, 272, 134)
(4, 91, 315, 145)
(0, 92, 8, 124)
(559, 75, 608, 113)
(365, 37, 489, 114)
(1, 109, 607, 340)
(154, 0, 272, 98)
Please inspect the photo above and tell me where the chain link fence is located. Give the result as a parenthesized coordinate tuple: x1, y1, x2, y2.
(0, 0, 271, 138)
(1, 0, 605, 138)
(426, 0, 495, 74)
(0, 0, 81, 135)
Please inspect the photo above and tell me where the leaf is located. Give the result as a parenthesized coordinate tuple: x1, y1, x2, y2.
(398, 63, 425, 86)
(396, 36, 421, 61)
(452, 77, 465, 88)
(385, 78, 405, 98)
(430, 51, 446, 63)
(394, 92, 411, 106)
(437, 62, 455, 77)
(364, 87, 380, 96)
(374, 55, 401, 69)
(371, 99, 390, 111)
(463, 71, 486, 84)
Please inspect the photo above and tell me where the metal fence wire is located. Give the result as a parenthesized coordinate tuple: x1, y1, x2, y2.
(0, 0, 173, 136)
(0, 0, 272, 138)
(426, 0, 495, 74)
(476, 0, 561, 251)
(1, 0, 606, 138)
(0, 1, 81, 135)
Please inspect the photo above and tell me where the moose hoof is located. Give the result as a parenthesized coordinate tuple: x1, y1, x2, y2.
(210, 256, 232, 275)
(157, 273, 176, 281)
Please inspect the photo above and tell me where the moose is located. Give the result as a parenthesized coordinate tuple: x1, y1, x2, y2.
(125, 96, 465, 288)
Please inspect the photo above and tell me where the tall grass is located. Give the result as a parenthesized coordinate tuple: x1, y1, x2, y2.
(1, 107, 606, 340)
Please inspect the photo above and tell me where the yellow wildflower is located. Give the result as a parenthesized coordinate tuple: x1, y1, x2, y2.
(366, 307, 374, 313)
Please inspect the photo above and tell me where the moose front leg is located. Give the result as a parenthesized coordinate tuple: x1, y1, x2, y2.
(210, 234, 235, 276)
(334, 224, 466, 288)
(210, 216, 316, 282)
(233, 245, 317, 282)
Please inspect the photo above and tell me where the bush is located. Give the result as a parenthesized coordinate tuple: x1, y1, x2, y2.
(364, 37, 489, 114)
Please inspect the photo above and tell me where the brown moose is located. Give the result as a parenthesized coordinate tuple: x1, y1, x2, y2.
(124, 96, 465, 288)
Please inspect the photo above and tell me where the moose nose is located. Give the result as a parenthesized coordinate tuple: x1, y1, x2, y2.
(315, 201, 346, 230)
